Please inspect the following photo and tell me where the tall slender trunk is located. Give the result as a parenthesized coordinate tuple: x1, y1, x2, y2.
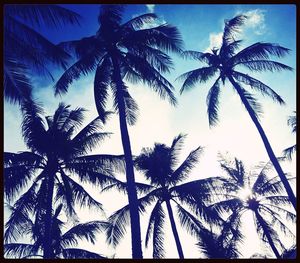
(254, 210, 281, 258)
(111, 56, 143, 259)
(228, 75, 296, 210)
(165, 199, 184, 259)
(43, 161, 55, 259)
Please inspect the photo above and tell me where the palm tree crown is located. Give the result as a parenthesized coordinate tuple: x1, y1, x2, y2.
(4, 101, 124, 258)
(210, 156, 296, 258)
(4, 205, 108, 259)
(105, 134, 221, 258)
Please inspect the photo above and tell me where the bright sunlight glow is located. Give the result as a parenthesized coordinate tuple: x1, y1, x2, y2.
(237, 187, 253, 201)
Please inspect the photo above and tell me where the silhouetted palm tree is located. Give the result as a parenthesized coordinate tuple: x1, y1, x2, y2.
(104, 134, 221, 258)
(4, 204, 107, 259)
(4, 101, 124, 259)
(54, 5, 183, 258)
(178, 15, 296, 210)
(209, 156, 296, 258)
(4, 4, 81, 104)
(283, 111, 296, 160)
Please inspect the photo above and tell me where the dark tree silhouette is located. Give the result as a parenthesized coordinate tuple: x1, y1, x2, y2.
(283, 111, 296, 160)
(54, 5, 183, 258)
(4, 204, 108, 259)
(104, 134, 221, 258)
(4, 101, 125, 259)
(4, 4, 81, 104)
(178, 15, 296, 210)
(209, 156, 296, 258)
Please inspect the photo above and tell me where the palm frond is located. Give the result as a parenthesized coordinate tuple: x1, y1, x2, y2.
(123, 54, 177, 105)
(121, 13, 158, 30)
(123, 88, 139, 126)
(222, 15, 247, 45)
(4, 58, 32, 104)
(60, 171, 104, 212)
(282, 145, 296, 160)
(230, 42, 291, 64)
(169, 133, 187, 169)
(179, 66, 218, 94)
(4, 243, 40, 259)
(94, 56, 112, 122)
(21, 100, 48, 154)
(5, 4, 81, 28)
(234, 84, 263, 120)
(206, 78, 221, 127)
(4, 181, 38, 243)
(54, 49, 103, 95)
(152, 202, 166, 258)
(106, 189, 159, 247)
(171, 146, 203, 185)
(235, 60, 293, 72)
(5, 15, 70, 69)
(181, 50, 215, 64)
(145, 201, 162, 247)
(232, 71, 285, 104)
(60, 221, 108, 247)
(124, 23, 183, 53)
(4, 151, 43, 202)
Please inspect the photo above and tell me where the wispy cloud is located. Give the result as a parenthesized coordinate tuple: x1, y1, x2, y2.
(205, 32, 223, 52)
(243, 9, 267, 35)
(146, 4, 155, 13)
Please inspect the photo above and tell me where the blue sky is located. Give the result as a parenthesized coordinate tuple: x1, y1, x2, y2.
(4, 4, 296, 258)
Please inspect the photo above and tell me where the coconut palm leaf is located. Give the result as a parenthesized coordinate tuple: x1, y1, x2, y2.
(4, 243, 40, 259)
(232, 71, 285, 104)
(60, 221, 108, 247)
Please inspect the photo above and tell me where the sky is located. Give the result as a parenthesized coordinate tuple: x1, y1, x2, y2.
(4, 4, 296, 258)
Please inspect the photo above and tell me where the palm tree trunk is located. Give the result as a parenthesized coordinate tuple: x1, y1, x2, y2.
(43, 164, 55, 259)
(111, 56, 143, 259)
(165, 199, 184, 259)
(228, 75, 296, 210)
(254, 210, 281, 258)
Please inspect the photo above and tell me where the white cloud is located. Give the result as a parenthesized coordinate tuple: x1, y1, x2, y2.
(242, 9, 267, 35)
(146, 4, 155, 13)
(205, 32, 223, 52)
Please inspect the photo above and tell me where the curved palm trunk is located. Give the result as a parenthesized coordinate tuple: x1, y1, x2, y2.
(254, 210, 281, 258)
(228, 75, 296, 210)
(111, 56, 143, 259)
(165, 199, 184, 259)
(43, 163, 55, 259)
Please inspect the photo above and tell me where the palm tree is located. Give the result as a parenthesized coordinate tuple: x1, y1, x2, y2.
(4, 204, 108, 259)
(209, 156, 296, 258)
(104, 134, 221, 258)
(178, 15, 296, 210)
(4, 101, 125, 259)
(283, 111, 296, 160)
(54, 5, 183, 258)
(4, 4, 81, 104)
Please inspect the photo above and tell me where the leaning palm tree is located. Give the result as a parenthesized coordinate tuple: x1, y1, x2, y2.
(54, 5, 183, 258)
(178, 15, 296, 210)
(104, 134, 221, 258)
(209, 156, 296, 258)
(4, 101, 124, 259)
(283, 111, 296, 160)
(4, 204, 108, 259)
(4, 4, 81, 104)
